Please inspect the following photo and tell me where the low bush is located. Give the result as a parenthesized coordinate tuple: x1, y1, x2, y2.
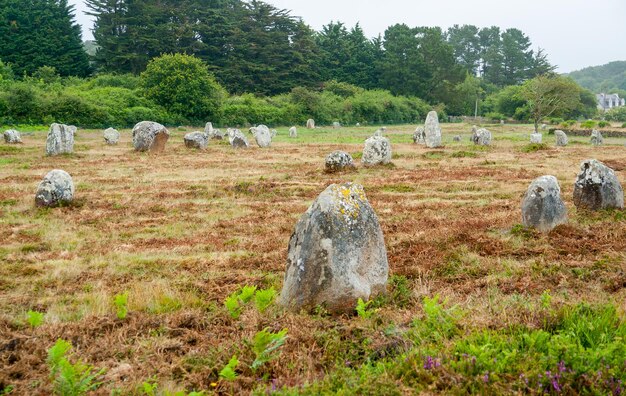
(580, 120, 596, 129)
(597, 121, 610, 128)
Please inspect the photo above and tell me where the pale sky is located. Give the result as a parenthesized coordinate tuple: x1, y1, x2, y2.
(69, 0, 626, 73)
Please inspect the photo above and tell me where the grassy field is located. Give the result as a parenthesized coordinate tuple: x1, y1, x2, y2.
(1, 123, 625, 395)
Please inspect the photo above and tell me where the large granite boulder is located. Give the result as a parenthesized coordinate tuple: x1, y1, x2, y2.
(306, 119, 315, 129)
(573, 159, 624, 210)
(279, 183, 389, 314)
(103, 128, 120, 145)
(289, 126, 298, 138)
(362, 135, 392, 166)
(413, 126, 425, 144)
(46, 123, 75, 156)
(325, 151, 355, 173)
(590, 129, 603, 146)
(554, 130, 568, 146)
(132, 121, 169, 153)
(228, 128, 249, 148)
(472, 128, 492, 146)
(3, 129, 22, 144)
(184, 132, 209, 149)
(521, 175, 568, 232)
(254, 124, 272, 148)
(530, 132, 543, 144)
(35, 170, 74, 207)
(424, 111, 442, 148)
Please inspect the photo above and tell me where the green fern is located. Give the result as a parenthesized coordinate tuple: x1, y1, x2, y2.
(355, 298, 377, 319)
(27, 310, 45, 328)
(251, 328, 288, 371)
(113, 292, 129, 320)
(47, 339, 105, 396)
(254, 288, 277, 313)
(219, 355, 239, 380)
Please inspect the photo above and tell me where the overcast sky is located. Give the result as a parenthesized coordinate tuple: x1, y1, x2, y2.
(69, 0, 626, 73)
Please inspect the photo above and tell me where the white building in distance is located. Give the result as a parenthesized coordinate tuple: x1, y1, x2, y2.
(597, 93, 625, 111)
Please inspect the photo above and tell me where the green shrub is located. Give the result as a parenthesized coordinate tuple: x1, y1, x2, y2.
(521, 143, 550, 153)
(485, 112, 505, 121)
(605, 106, 626, 122)
(622, 122, 626, 128)
(548, 117, 564, 125)
(113, 292, 129, 320)
(597, 121, 610, 128)
(580, 120, 596, 129)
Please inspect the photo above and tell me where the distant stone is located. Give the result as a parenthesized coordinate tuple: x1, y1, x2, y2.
(424, 111, 442, 148)
(35, 170, 74, 207)
(554, 130, 568, 146)
(204, 122, 213, 134)
(590, 129, 603, 146)
(306, 119, 315, 129)
(413, 126, 425, 144)
(184, 132, 208, 149)
(453, 135, 461, 142)
(333, 121, 342, 129)
(573, 159, 624, 210)
(279, 183, 388, 314)
(3, 129, 22, 144)
(103, 128, 120, 145)
(289, 126, 298, 138)
(205, 122, 224, 140)
(541, 124, 548, 130)
(500, 120, 505, 125)
(254, 124, 272, 148)
(356, 123, 361, 127)
(530, 132, 543, 144)
(472, 128, 492, 146)
(271, 129, 278, 138)
(373, 127, 387, 137)
(471, 125, 478, 133)
(521, 175, 568, 232)
(132, 121, 169, 153)
(249, 127, 257, 135)
(362, 135, 392, 166)
(325, 151, 355, 173)
(46, 123, 75, 156)
(228, 128, 249, 148)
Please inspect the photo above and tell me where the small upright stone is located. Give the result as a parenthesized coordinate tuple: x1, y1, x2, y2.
(413, 126, 425, 144)
(554, 130, 568, 146)
(35, 170, 74, 207)
(453, 135, 461, 142)
(132, 121, 169, 153)
(530, 132, 543, 144)
(373, 127, 387, 137)
(541, 124, 548, 130)
(289, 126, 298, 138)
(204, 122, 213, 135)
(362, 135, 392, 166)
(332, 121, 342, 129)
(228, 129, 249, 148)
(3, 129, 22, 144)
(184, 132, 208, 149)
(521, 175, 568, 232)
(573, 159, 624, 210)
(254, 125, 272, 148)
(325, 151, 355, 173)
(46, 123, 75, 156)
(205, 122, 224, 140)
(103, 128, 120, 145)
(472, 128, 492, 146)
(306, 119, 315, 129)
(424, 111, 442, 148)
(279, 183, 389, 314)
(271, 129, 277, 138)
(590, 129, 603, 146)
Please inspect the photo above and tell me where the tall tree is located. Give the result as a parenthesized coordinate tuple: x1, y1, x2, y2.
(0, 0, 90, 77)
(501, 28, 534, 85)
(447, 24, 481, 75)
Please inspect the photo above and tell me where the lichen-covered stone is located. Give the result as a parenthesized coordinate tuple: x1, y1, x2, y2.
(289, 126, 298, 138)
(132, 121, 169, 153)
(3, 129, 22, 144)
(306, 119, 315, 129)
(35, 170, 74, 207)
(530, 132, 543, 144)
(424, 111, 442, 148)
(279, 183, 388, 314)
(573, 159, 624, 210)
(46, 123, 75, 156)
(590, 129, 603, 146)
(413, 126, 425, 144)
(103, 128, 120, 145)
(362, 135, 392, 166)
(325, 151, 355, 173)
(521, 175, 568, 232)
(184, 132, 208, 149)
(472, 128, 492, 146)
(254, 124, 272, 148)
(554, 130, 568, 146)
(228, 128, 249, 148)
(205, 122, 224, 140)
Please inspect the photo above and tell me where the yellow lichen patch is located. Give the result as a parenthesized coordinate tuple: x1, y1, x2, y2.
(331, 183, 368, 223)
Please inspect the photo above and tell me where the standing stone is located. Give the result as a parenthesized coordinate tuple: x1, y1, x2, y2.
(249, 127, 257, 135)
(590, 129, 603, 146)
(205, 122, 224, 140)
(573, 159, 624, 210)
(132, 121, 169, 153)
(332, 122, 342, 129)
(46, 123, 75, 156)
(103, 128, 120, 145)
(362, 135, 392, 166)
(453, 135, 461, 142)
(373, 127, 387, 137)
(471, 125, 478, 134)
(184, 132, 209, 149)
(424, 111, 442, 148)
(289, 126, 298, 138)
(521, 176, 568, 232)
(3, 129, 22, 144)
(541, 124, 548, 130)
(279, 183, 389, 314)
(325, 151, 355, 173)
(228, 129, 249, 148)
(254, 125, 272, 148)
(306, 119, 315, 129)
(413, 126, 425, 144)
(204, 122, 213, 135)
(35, 170, 74, 207)
(554, 130, 568, 147)
(530, 132, 543, 144)
(472, 128, 492, 146)
(271, 129, 277, 138)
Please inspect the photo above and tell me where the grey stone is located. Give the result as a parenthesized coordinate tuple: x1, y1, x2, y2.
(521, 175, 568, 232)
(573, 159, 624, 210)
(362, 135, 392, 166)
(453, 135, 461, 142)
(184, 132, 208, 149)
(554, 130, 568, 146)
(289, 126, 298, 138)
(3, 129, 22, 144)
(413, 126, 425, 144)
(306, 119, 315, 129)
(325, 151, 355, 173)
(271, 129, 277, 138)
(254, 124, 272, 148)
(590, 129, 603, 146)
(228, 128, 249, 148)
(373, 127, 387, 137)
(68, 125, 77, 135)
(279, 183, 388, 314)
(424, 111, 442, 148)
(35, 170, 74, 207)
(332, 121, 342, 129)
(205, 122, 224, 140)
(103, 128, 120, 145)
(541, 124, 548, 130)
(530, 133, 543, 144)
(204, 122, 213, 135)
(472, 128, 492, 146)
(132, 121, 169, 153)
(46, 123, 75, 156)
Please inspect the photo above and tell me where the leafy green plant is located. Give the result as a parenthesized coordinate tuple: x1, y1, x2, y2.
(113, 292, 129, 320)
(414, 295, 461, 341)
(239, 285, 257, 304)
(27, 310, 45, 328)
(47, 339, 105, 396)
(580, 120, 596, 129)
(355, 298, 377, 319)
(219, 355, 239, 380)
(254, 287, 277, 313)
(540, 289, 552, 309)
(224, 293, 242, 319)
(597, 121, 609, 128)
(251, 328, 288, 371)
